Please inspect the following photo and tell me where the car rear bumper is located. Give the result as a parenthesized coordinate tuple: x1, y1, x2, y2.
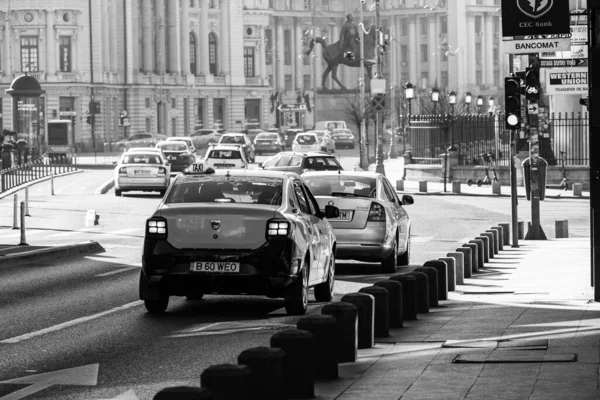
(255, 145, 281, 153)
(116, 177, 169, 190)
(334, 139, 355, 147)
(333, 224, 394, 261)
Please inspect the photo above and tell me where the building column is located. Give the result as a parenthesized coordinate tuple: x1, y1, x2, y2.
(467, 14, 476, 87)
(155, 0, 166, 74)
(45, 10, 56, 77)
(102, 0, 110, 74)
(141, 0, 153, 73)
(259, 25, 266, 83)
(276, 20, 285, 90)
(219, 0, 230, 76)
(294, 18, 303, 91)
(166, 0, 178, 74)
(200, 0, 209, 75)
(484, 13, 494, 86)
(428, 16, 437, 87)
(110, 0, 118, 73)
(408, 19, 418, 85)
(180, 0, 190, 76)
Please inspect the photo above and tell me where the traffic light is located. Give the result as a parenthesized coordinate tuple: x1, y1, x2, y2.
(85, 110, 91, 125)
(525, 67, 540, 101)
(504, 76, 521, 130)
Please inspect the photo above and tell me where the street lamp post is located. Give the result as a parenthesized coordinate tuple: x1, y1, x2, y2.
(476, 95, 484, 114)
(374, 0, 385, 175)
(403, 82, 414, 155)
(358, 1, 368, 169)
(444, 90, 457, 193)
(431, 86, 440, 114)
(465, 92, 472, 114)
(389, 84, 399, 159)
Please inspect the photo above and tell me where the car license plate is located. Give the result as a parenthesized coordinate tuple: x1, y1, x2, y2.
(134, 170, 150, 175)
(336, 210, 352, 221)
(190, 261, 240, 273)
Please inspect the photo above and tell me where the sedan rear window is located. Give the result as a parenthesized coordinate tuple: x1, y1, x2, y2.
(304, 175, 376, 197)
(208, 150, 242, 159)
(305, 157, 341, 170)
(159, 143, 187, 151)
(122, 154, 162, 164)
(296, 135, 316, 144)
(221, 136, 245, 144)
(166, 176, 283, 205)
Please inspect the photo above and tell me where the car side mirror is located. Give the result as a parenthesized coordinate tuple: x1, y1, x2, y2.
(402, 195, 414, 205)
(112, 161, 117, 166)
(258, 163, 263, 168)
(324, 205, 340, 219)
(165, 162, 171, 166)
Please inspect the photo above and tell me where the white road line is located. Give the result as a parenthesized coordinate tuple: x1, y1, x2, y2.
(45, 231, 81, 238)
(411, 236, 435, 243)
(104, 228, 143, 235)
(0, 301, 143, 344)
(95, 266, 140, 277)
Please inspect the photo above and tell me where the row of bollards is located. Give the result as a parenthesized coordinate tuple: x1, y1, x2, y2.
(151, 222, 518, 399)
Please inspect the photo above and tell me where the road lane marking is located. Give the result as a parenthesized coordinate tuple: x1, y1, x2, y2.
(0, 301, 143, 344)
(95, 266, 140, 277)
(411, 236, 434, 243)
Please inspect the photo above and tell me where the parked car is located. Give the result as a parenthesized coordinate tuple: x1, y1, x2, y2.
(166, 136, 196, 154)
(139, 167, 340, 315)
(246, 129, 266, 144)
(284, 128, 303, 149)
(292, 132, 321, 153)
(155, 141, 195, 173)
(203, 143, 249, 170)
(113, 149, 170, 197)
(302, 171, 414, 273)
(331, 128, 356, 149)
(254, 133, 285, 155)
(113, 133, 167, 151)
(259, 151, 343, 175)
(218, 133, 255, 162)
(309, 130, 335, 153)
(190, 129, 225, 150)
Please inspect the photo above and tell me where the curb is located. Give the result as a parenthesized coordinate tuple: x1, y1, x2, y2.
(401, 190, 590, 200)
(0, 240, 105, 268)
(76, 164, 115, 170)
(0, 170, 83, 200)
(95, 178, 115, 195)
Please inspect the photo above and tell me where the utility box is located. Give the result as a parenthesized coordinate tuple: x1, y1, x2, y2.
(522, 157, 548, 201)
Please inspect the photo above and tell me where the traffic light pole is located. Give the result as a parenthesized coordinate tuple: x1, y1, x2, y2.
(374, 0, 385, 176)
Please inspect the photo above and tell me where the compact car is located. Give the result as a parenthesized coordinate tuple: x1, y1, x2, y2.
(166, 136, 196, 154)
(113, 133, 167, 151)
(218, 133, 256, 162)
(155, 141, 195, 173)
(292, 132, 321, 153)
(114, 150, 170, 197)
(139, 166, 340, 315)
(303, 171, 414, 273)
(259, 152, 343, 175)
(203, 144, 249, 170)
(331, 128, 356, 149)
(190, 129, 225, 150)
(254, 133, 285, 155)
(246, 129, 266, 144)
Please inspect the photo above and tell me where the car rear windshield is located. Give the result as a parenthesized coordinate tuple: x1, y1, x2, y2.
(122, 154, 162, 164)
(208, 149, 242, 159)
(221, 136, 245, 144)
(304, 175, 376, 197)
(305, 157, 341, 170)
(165, 176, 283, 205)
(256, 134, 278, 140)
(159, 143, 187, 151)
(296, 135, 316, 144)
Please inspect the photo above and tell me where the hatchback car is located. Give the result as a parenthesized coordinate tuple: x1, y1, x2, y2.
(113, 133, 167, 151)
(259, 152, 343, 175)
(254, 133, 285, 155)
(303, 171, 414, 273)
(190, 129, 225, 150)
(155, 141, 195, 173)
(114, 150, 170, 196)
(139, 167, 339, 315)
(203, 144, 249, 170)
(292, 132, 321, 153)
(166, 136, 196, 154)
(331, 129, 356, 149)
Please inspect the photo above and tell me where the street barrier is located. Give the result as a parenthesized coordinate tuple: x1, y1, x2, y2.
(573, 182, 583, 196)
(556, 220, 569, 238)
(480, 232, 495, 257)
(374, 280, 403, 328)
(418, 181, 428, 192)
(456, 247, 472, 279)
(499, 223, 510, 246)
(19, 202, 27, 246)
(154, 386, 213, 399)
(446, 252, 465, 285)
(237, 346, 285, 399)
(12, 194, 18, 229)
(200, 364, 252, 400)
(490, 227, 504, 251)
(468, 239, 485, 270)
(358, 286, 390, 338)
(340, 292, 375, 349)
(389, 274, 417, 320)
(407, 272, 430, 314)
(320, 302, 358, 363)
(270, 329, 315, 399)
(518, 221, 525, 240)
(438, 257, 456, 291)
(492, 181, 501, 195)
(0, 157, 75, 194)
(475, 236, 490, 263)
(485, 230, 499, 255)
(24, 187, 30, 216)
(452, 181, 461, 194)
(414, 267, 439, 307)
(296, 315, 338, 381)
(423, 260, 448, 301)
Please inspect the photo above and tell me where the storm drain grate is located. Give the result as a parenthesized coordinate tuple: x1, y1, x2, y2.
(444, 338, 548, 350)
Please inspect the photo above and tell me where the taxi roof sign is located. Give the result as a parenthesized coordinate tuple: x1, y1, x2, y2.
(184, 163, 215, 174)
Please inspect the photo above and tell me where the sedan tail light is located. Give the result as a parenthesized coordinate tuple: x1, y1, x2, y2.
(158, 167, 167, 175)
(118, 167, 127, 175)
(266, 219, 293, 240)
(147, 218, 168, 238)
(367, 202, 386, 222)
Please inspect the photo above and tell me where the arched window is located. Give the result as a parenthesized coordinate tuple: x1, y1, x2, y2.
(189, 32, 197, 75)
(209, 32, 218, 75)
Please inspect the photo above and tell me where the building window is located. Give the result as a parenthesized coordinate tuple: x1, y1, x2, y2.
(401, 72, 409, 85)
(209, 32, 218, 75)
(400, 45, 408, 63)
(420, 18, 428, 35)
(322, 0, 330, 11)
(441, 18, 447, 34)
(190, 33, 197, 75)
(284, 30, 291, 65)
(183, 98, 189, 135)
(194, 98, 205, 130)
(145, 98, 151, 108)
(244, 47, 255, 77)
(401, 20, 408, 36)
(189, 0, 195, 7)
(209, 0, 217, 7)
(213, 98, 225, 129)
(265, 29, 273, 65)
(420, 45, 428, 62)
(420, 72, 429, 88)
(476, 71, 482, 86)
(145, 117, 152, 132)
(59, 36, 71, 72)
(171, 118, 177, 136)
(20, 36, 39, 72)
(269, 0, 274, 8)
(303, 74, 311, 90)
(59, 97, 75, 120)
(475, 16, 482, 35)
(441, 71, 448, 88)
(476, 43, 482, 64)
(285, 75, 293, 91)
(171, 98, 176, 108)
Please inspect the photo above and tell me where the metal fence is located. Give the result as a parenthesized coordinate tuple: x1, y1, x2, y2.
(1, 157, 76, 193)
(406, 112, 589, 167)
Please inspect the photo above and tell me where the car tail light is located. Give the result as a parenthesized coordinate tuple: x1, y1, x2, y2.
(266, 219, 292, 240)
(158, 167, 167, 175)
(118, 167, 127, 175)
(367, 202, 386, 222)
(147, 218, 168, 238)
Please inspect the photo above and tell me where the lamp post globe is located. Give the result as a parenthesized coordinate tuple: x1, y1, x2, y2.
(476, 95, 484, 114)
(465, 91, 472, 114)
(403, 82, 414, 155)
(488, 96, 495, 115)
(431, 86, 440, 114)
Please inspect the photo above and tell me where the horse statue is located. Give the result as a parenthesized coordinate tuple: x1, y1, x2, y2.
(305, 24, 378, 91)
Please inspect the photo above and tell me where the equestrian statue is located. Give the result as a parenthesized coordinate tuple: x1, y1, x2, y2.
(305, 13, 378, 91)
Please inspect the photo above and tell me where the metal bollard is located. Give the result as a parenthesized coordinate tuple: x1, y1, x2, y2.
(446, 252, 465, 285)
(456, 247, 472, 279)
(359, 286, 390, 337)
(407, 271, 429, 314)
(438, 257, 456, 291)
(414, 267, 439, 307)
(374, 280, 403, 328)
(51, 172, 55, 195)
(25, 187, 30, 216)
(423, 260, 448, 301)
(468, 239, 485, 270)
(389, 274, 417, 320)
(238, 346, 285, 399)
(12, 194, 18, 229)
(19, 202, 27, 246)
(200, 364, 252, 400)
(321, 302, 358, 363)
(297, 315, 338, 381)
(340, 292, 375, 349)
(154, 386, 213, 400)
(270, 329, 315, 399)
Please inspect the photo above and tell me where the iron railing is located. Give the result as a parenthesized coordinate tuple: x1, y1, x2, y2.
(0, 156, 76, 193)
(406, 112, 590, 167)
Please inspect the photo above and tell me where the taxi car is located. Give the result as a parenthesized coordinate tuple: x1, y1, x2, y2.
(303, 171, 414, 273)
(114, 149, 170, 197)
(292, 132, 321, 153)
(218, 133, 255, 162)
(260, 151, 343, 175)
(203, 143, 249, 170)
(331, 128, 356, 149)
(254, 132, 285, 155)
(139, 165, 340, 315)
(155, 141, 195, 173)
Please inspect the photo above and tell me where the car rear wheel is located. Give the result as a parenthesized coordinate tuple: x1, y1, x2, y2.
(397, 235, 411, 266)
(158, 190, 166, 197)
(314, 253, 335, 302)
(144, 297, 169, 314)
(115, 189, 122, 197)
(381, 239, 398, 274)
(284, 258, 309, 315)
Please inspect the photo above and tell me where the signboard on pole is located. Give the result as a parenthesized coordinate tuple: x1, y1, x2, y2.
(544, 67, 589, 95)
(539, 58, 587, 68)
(540, 25, 589, 62)
(503, 36, 571, 54)
(502, 0, 571, 37)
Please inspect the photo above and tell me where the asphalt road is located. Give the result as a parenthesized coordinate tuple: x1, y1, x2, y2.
(0, 158, 590, 399)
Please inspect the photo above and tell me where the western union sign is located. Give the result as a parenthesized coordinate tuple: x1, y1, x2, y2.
(545, 67, 589, 95)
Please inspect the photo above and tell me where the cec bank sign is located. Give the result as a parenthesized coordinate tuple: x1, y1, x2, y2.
(502, 0, 571, 54)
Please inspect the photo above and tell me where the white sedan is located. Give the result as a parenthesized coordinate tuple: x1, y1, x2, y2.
(113, 150, 171, 197)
